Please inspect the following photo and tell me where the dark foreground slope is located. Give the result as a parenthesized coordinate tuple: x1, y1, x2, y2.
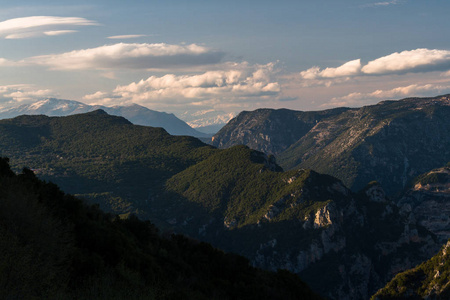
(0, 157, 321, 300)
(212, 95, 450, 195)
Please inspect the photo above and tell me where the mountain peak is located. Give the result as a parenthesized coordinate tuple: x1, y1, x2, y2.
(0, 98, 209, 137)
(87, 109, 109, 116)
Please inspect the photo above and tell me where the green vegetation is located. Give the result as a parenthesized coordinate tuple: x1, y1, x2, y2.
(0, 111, 344, 232)
(166, 145, 343, 226)
(0, 111, 441, 300)
(372, 241, 450, 299)
(0, 110, 215, 216)
(0, 156, 323, 300)
(213, 96, 450, 196)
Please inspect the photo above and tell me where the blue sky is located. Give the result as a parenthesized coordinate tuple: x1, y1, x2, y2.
(1, 0, 450, 121)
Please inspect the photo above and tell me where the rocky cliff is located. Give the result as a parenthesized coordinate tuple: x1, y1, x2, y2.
(211, 107, 350, 155)
(159, 159, 439, 300)
(398, 166, 450, 244)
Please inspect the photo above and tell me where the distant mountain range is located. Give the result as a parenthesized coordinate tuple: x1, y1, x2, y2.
(180, 109, 236, 134)
(0, 98, 209, 137)
(212, 95, 450, 195)
(0, 110, 444, 299)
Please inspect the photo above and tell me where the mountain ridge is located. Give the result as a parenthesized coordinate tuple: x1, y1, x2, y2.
(212, 95, 450, 195)
(0, 98, 209, 137)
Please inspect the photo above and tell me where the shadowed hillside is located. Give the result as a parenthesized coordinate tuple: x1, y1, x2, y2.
(0, 156, 322, 300)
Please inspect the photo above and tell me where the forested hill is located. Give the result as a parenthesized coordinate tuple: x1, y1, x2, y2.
(0, 156, 322, 299)
(0, 109, 215, 216)
(0, 98, 208, 137)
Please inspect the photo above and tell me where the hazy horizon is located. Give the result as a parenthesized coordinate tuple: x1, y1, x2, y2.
(1, 0, 450, 120)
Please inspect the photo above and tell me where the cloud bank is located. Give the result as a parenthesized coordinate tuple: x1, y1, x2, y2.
(0, 16, 98, 39)
(361, 49, 450, 74)
(0, 85, 56, 108)
(23, 43, 225, 70)
(300, 48, 450, 80)
(83, 62, 280, 110)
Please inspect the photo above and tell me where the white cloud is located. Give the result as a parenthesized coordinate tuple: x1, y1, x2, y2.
(0, 84, 56, 108)
(361, 0, 402, 8)
(0, 58, 14, 66)
(83, 62, 280, 110)
(362, 49, 450, 75)
(0, 16, 98, 39)
(44, 30, 78, 36)
(23, 42, 225, 70)
(107, 35, 147, 39)
(299, 49, 450, 85)
(300, 59, 361, 79)
(324, 83, 450, 107)
(6, 32, 42, 39)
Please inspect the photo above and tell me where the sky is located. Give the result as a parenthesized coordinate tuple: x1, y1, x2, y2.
(1, 0, 450, 123)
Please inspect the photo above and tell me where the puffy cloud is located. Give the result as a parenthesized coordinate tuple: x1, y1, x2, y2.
(83, 62, 280, 109)
(0, 16, 98, 39)
(300, 59, 361, 79)
(23, 43, 225, 70)
(300, 49, 450, 83)
(107, 35, 147, 39)
(0, 85, 56, 108)
(362, 49, 450, 75)
(324, 83, 450, 107)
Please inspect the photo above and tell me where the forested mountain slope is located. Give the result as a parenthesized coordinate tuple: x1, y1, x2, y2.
(372, 240, 450, 300)
(0, 157, 321, 299)
(0, 110, 441, 299)
(212, 95, 450, 195)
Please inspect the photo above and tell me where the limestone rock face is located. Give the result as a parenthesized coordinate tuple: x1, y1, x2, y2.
(313, 202, 339, 228)
(398, 167, 450, 243)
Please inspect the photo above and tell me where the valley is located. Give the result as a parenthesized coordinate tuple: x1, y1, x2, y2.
(1, 95, 450, 299)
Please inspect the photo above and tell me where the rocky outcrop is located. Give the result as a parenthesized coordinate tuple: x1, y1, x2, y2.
(398, 166, 450, 244)
(220, 182, 438, 300)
